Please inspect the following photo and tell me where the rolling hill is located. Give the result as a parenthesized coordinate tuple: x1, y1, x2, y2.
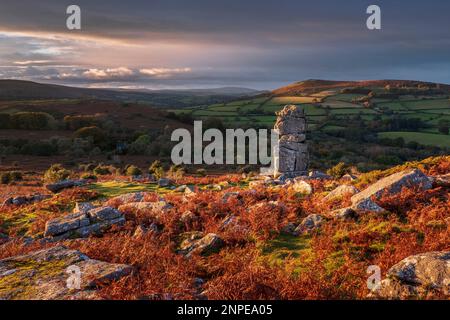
(0, 80, 261, 108)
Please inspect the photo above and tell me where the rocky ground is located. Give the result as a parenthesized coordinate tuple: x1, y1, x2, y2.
(0, 156, 449, 300)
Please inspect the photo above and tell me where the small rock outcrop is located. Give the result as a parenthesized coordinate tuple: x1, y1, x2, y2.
(351, 169, 432, 212)
(294, 214, 323, 235)
(290, 180, 313, 195)
(179, 232, 224, 257)
(45, 179, 87, 193)
(373, 251, 450, 299)
(44, 206, 125, 239)
(324, 185, 359, 202)
(2, 194, 51, 207)
(0, 246, 133, 300)
(274, 105, 308, 178)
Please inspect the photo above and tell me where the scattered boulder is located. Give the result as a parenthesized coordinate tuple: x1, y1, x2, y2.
(0, 246, 132, 300)
(179, 233, 224, 257)
(74, 202, 95, 214)
(308, 171, 332, 180)
(2, 194, 52, 207)
(158, 178, 172, 187)
(222, 192, 242, 204)
(294, 214, 323, 235)
(249, 201, 285, 213)
(432, 173, 450, 188)
(118, 201, 172, 215)
(106, 192, 146, 206)
(45, 179, 87, 193)
(373, 251, 450, 299)
(180, 210, 198, 225)
(44, 206, 125, 239)
(249, 180, 265, 189)
(341, 173, 357, 182)
(351, 169, 432, 207)
(89, 207, 122, 222)
(331, 207, 358, 221)
(44, 212, 91, 237)
(323, 185, 359, 202)
(290, 180, 313, 194)
(281, 222, 297, 235)
(219, 215, 244, 232)
(351, 198, 385, 213)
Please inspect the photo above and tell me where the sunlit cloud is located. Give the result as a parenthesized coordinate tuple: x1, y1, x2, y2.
(83, 67, 134, 80)
(139, 67, 192, 78)
(13, 60, 53, 65)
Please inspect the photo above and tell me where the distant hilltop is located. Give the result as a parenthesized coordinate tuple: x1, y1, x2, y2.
(271, 79, 450, 96)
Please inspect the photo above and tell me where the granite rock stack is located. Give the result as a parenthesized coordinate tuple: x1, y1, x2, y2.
(274, 105, 309, 177)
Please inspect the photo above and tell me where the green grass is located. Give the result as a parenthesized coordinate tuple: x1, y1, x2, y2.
(378, 131, 450, 148)
(260, 234, 312, 272)
(87, 181, 168, 197)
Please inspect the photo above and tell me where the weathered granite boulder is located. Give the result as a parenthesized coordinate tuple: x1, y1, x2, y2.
(158, 178, 172, 187)
(44, 206, 125, 239)
(330, 207, 358, 221)
(341, 173, 357, 182)
(44, 212, 91, 237)
(221, 192, 242, 204)
(179, 232, 224, 257)
(294, 214, 323, 235)
(0, 246, 132, 300)
(274, 105, 309, 177)
(351, 169, 432, 207)
(308, 171, 332, 180)
(350, 169, 432, 213)
(290, 180, 313, 194)
(73, 202, 95, 214)
(373, 251, 450, 299)
(432, 173, 450, 188)
(45, 179, 87, 193)
(2, 194, 52, 207)
(118, 201, 172, 215)
(324, 185, 359, 202)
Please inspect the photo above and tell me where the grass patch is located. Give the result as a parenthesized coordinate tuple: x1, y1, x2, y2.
(378, 131, 450, 148)
(88, 181, 167, 197)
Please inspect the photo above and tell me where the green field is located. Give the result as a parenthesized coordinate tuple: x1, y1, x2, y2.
(378, 132, 450, 148)
(171, 90, 449, 142)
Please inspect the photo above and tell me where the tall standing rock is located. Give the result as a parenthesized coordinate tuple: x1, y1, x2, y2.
(274, 105, 308, 177)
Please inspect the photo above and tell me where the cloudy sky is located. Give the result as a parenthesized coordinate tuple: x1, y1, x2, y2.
(0, 0, 449, 90)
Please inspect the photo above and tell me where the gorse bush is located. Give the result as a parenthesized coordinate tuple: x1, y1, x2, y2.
(149, 160, 164, 179)
(80, 173, 97, 180)
(43, 164, 72, 183)
(93, 165, 111, 176)
(326, 162, 348, 179)
(125, 165, 142, 176)
(73, 126, 106, 145)
(0, 171, 22, 184)
(10, 112, 56, 130)
(168, 164, 185, 180)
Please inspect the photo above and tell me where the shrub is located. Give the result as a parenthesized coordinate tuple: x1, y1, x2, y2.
(73, 126, 106, 145)
(43, 164, 72, 183)
(0, 171, 23, 184)
(0, 113, 11, 129)
(168, 164, 185, 179)
(20, 141, 58, 156)
(149, 160, 164, 179)
(10, 112, 56, 130)
(326, 162, 348, 179)
(79, 163, 97, 171)
(81, 173, 97, 180)
(93, 165, 111, 176)
(126, 165, 142, 176)
(196, 168, 206, 177)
